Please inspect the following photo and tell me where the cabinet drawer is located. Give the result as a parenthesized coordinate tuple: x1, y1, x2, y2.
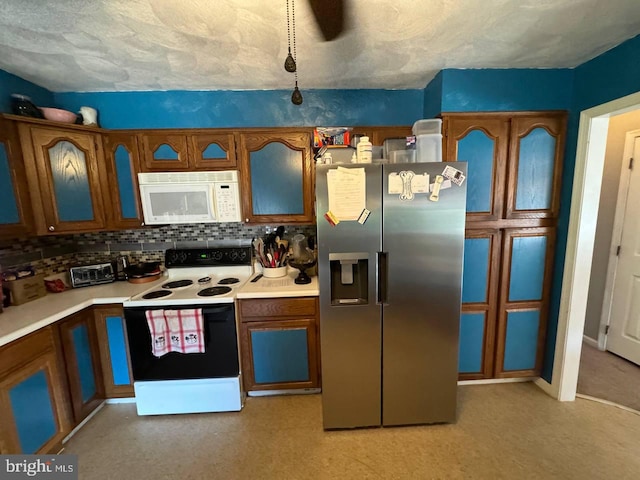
(0, 328, 55, 377)
(239, 297, 317, 319)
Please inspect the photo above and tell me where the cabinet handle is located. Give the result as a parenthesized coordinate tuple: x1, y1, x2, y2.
(48, 226, 55, 232)
(141, 222, 145, 227)
(245, 218, 249, 222)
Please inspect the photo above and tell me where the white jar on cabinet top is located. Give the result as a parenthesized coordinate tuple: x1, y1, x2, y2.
(357, 136, 373, 163)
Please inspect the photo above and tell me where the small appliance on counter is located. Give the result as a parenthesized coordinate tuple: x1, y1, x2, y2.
(69, 263, 115, 288)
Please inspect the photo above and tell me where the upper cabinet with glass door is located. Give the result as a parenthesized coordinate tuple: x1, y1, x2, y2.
(15, 123, 109, 234)
(238, 130, 314, 224)
(140, 131, 236, 171)
(0, 116, 34, 238)
(103, 131, 145, 229)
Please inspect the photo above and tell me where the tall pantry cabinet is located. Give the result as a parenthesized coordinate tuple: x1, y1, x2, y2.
(443, 112, 566, 380)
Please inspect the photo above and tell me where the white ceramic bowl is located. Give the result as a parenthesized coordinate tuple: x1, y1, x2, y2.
(39, 107, 78, 124)
(262, 266, 288, 278)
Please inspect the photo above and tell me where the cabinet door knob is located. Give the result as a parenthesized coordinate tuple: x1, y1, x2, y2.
(245, 218, 249, 222)
(48, 226, 55, 232)
(141, 222, 145, 227)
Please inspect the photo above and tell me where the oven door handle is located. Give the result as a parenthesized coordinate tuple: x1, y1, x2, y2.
(200, 305, 234, 316)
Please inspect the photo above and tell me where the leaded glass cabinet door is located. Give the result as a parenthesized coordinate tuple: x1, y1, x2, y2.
(140, 133, 189, 171)
(444, 116, 509, 221)
(104, 132, 144, 229)
(238, 130, 314, 224)
(22, 126, 107, 234)
(495, 227, 556, 377)
(0, 117, 33, 237)
(506, 114, 566, 219)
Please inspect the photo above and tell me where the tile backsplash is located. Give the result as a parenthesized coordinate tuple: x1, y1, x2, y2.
(0, 223, 317, 277)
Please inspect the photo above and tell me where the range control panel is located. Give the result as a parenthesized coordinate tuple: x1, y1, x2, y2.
(165, 247, 252, 268)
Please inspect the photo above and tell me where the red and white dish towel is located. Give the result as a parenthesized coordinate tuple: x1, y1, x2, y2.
(145, 309, 205, 357)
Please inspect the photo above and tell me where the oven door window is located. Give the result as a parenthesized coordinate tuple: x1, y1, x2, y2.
(125, 304, 238, 381)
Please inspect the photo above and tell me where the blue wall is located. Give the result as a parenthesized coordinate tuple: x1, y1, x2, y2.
(0, 69, 55, 114)
(440, 69, 574, 112)
(542, 34, 640, 381)
(423, 71, 443, 118)
(54, 89, 424, 129)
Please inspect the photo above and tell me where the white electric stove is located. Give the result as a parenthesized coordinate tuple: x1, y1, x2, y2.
(123, 247, 252, 416)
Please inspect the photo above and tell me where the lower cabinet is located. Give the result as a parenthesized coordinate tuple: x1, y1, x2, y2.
(58, 309, 105, 423)
(93, 305, 134, 397)
(238, 297, 320, 393)
(0, 328, 72, 454)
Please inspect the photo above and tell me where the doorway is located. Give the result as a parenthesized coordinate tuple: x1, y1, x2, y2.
(535, 90, 640, 401)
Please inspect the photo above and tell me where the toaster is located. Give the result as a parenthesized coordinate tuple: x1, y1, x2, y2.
(69, 263, 115, 288)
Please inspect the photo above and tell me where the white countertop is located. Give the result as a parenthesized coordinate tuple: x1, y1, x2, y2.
(0, 270, 319, 347)
(0, 278, 166, 348)
(236, 271, 319, 299)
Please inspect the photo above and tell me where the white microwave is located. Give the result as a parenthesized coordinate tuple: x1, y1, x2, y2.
(138, 171, 241, 224)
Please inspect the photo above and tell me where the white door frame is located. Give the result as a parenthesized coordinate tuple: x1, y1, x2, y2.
(598, 130, 640, 350)
(535, 90, 640, 401)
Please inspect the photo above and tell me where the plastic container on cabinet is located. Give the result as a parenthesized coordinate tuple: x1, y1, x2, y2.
(415, 134, 443, 162)
(389, 150, 416, 163)
(412, 119, 442, 136)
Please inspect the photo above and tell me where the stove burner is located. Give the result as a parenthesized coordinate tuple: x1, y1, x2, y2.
(142, 290, 173, 300)
(162, 279, 193, 289)
(197, 286, 232, 297)
(218, 277, 240, 285)
(198, 276, 212, 284)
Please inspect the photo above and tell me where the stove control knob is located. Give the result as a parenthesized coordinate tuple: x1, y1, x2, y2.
(238, 250, 248, 261)
(168, 252, 179, 264)
(212, 251, 223, 261)
(230, 250, 238, 261)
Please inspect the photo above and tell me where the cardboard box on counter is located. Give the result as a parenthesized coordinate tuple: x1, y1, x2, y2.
(4, 274, 47, 305)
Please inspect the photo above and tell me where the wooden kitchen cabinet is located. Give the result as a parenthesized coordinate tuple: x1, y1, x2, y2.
(237, 129, 314, 224)
(94, 305, 134, 398)
(443, 111, 566, 380)
(238, 297, 320, 393)
(58, 309, 105, 423)
(0, 116, 34, 238)
(103, 131, 145, 229)
(139, 130, 237, 171)
(0, 327, 72, 454)
(15, 120, 110, 234)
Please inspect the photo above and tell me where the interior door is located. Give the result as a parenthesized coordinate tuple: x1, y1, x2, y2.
(607, 136, 640, 365)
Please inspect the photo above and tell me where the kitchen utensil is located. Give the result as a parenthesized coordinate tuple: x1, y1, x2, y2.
(263, 266, 288, 278)
(115, 255, 129, 281)
(39, 107, 78, 123)
(79, 106, 98, 126)
(11, 94, 44, 118)
(127, 273, 162, 284)
(288, 259, 316, 284)
(250, 274, 263, 283)
(125, 262, 162, 279)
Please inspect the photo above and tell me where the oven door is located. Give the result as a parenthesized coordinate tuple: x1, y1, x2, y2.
(124, 304, 239, 381)
(139, 182, 216, 224)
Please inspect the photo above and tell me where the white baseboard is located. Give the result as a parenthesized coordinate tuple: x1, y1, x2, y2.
(582, 335, 599, 348)
(62, 401, 106, 444)
(105, 397, 136, 404)
(576, 393, 640, 416)
(248, 388, 321, 397)
(458, 377, 534, 386)
(534, 377, 559, 399)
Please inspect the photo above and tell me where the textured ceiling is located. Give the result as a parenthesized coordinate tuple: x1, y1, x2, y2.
(1, 0, 640, 92)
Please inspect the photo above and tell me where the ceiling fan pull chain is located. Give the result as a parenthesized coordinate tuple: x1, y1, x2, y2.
(290, 0, 303, 104)
(284, 0, 297, 72)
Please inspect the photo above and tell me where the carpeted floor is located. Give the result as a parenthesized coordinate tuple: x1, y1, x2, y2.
(62, 383, 640, 479)
(578, 342, 640, 411)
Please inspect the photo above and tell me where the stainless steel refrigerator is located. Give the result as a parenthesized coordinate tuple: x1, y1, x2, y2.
(316, 162, 467, 429)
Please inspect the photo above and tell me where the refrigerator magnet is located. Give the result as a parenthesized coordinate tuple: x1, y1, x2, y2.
(442, 165, 466, 186)
(430, 175, 444, 202)
(324, 211, 340, 226)
(429, 178, 452, 192)
(357, 208, 371, 225)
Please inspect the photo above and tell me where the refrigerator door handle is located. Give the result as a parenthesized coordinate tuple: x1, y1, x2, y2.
(377, 251, 388, 304)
